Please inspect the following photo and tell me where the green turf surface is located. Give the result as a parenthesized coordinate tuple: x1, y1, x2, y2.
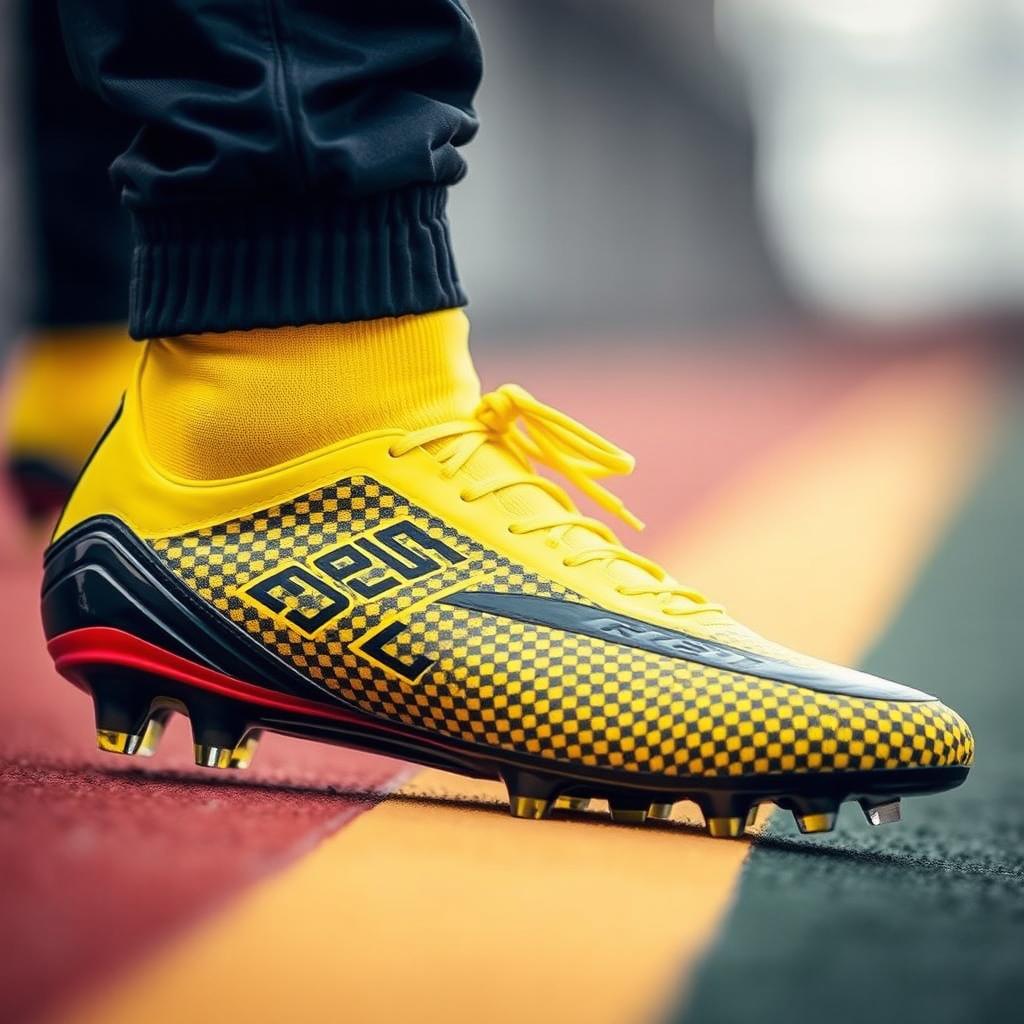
(672, 400, 1024, 1024)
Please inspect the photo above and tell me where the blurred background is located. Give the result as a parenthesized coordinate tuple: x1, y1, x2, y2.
(1, 3, 1020, 1024)
(3, 0, 1024, 345)
(456, 0, 1024, 336)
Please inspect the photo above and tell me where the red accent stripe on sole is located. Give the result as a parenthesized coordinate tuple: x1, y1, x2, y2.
(47, 626, 462, 757)
(49, 626, 370, 725)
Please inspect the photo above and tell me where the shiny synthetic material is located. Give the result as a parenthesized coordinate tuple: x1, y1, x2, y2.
(58, 0, 483, 336)
(138, 309, 478, 479)
(52, 365, 974, 783)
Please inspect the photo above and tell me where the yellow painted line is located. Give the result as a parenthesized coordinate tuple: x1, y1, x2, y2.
(664, 347, 997, 663)
(55, 348, 996, 1024)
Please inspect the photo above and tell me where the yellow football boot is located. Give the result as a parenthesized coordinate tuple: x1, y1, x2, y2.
(5, 326, 138, 520)
(42, 337, 973, 837)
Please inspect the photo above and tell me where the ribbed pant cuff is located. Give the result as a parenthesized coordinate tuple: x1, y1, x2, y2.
(127, 184, 467, 338)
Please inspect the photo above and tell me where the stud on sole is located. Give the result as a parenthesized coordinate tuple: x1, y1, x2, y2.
(96, 729, 143, 756)
(795, 811, 837, 834)
(228, 734, 261, 770)
(194, 744, 234, 769)
(861, 797, 901, 826)
(609, 807, 648, 825)
(553, 796, 590, 812)
(503, 769, 556, 820)
(510, 796, 549, 820)
(137, 711, 172, 758)
(187, 696, 252, 769)
(706, 816, 745, 838)
(699, 792, 754, 839)
(91, 675, 159, 755)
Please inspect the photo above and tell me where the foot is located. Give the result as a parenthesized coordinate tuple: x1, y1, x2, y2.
(42, 373, 973, 837)
(5, 327, 138, 521)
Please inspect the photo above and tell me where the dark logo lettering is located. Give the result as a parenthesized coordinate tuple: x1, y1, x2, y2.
(243, 520, 467, 677)
(245, 566, 350, 636)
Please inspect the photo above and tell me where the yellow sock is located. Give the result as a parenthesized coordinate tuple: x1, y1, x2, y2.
(6, 325, 139, 471)
(138, 309, 480, 480)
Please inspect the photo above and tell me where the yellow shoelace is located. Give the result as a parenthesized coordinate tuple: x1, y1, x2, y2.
(388, 383, 720, 615)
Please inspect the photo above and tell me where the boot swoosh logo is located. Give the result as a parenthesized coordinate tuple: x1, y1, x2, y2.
(440, 591, 933, 702)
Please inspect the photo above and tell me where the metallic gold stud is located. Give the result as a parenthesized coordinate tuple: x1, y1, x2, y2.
(862, 798, 901, 826)
(647, 803, 674, 821)
(707, 816, 746, 838)
(96, 729, 143, 756)
(137, 717, 166, 758)
(194, 743, 234, 769)
(795, 811, 837, 835)
(228, 735, 260, 770)
(610, 807, 648, 825)
(510, 796, 549, 820)
(554, 796, 590, 812)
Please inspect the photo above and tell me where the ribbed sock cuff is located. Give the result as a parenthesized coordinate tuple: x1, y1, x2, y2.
(127, 184, 467, 339)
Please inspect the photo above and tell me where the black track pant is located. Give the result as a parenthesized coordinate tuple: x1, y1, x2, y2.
(49, 1, 483, 338)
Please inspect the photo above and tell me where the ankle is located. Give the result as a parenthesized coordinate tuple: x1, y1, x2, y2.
(138, 309, 479, 480)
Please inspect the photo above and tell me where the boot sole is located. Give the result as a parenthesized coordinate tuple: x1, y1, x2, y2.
(50, 626, 969, 837)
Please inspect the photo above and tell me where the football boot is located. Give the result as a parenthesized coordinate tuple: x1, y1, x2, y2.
(5, 327, 137, 521)
(42, 377, 973, 836)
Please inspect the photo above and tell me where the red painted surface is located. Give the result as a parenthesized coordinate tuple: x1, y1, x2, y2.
(0, 338, 949, 1022)
(0, 559, 409, 1024)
